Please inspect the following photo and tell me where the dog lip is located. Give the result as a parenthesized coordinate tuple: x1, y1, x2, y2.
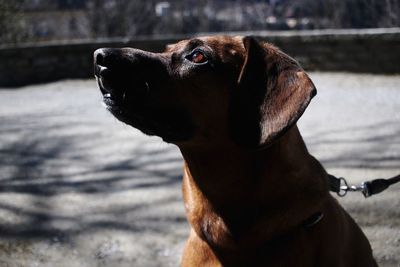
(98, 65, 108, 75)
(96, 71, 151, 109)
(96, 77, 111, 94)
(94, 65, 99, 77)
(95, 64, 106, 77)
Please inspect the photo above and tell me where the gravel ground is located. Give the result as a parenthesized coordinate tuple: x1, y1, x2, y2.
(0, 73, 399, 267)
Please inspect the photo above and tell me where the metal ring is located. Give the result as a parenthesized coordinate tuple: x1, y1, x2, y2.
(337, 177, 348, 197)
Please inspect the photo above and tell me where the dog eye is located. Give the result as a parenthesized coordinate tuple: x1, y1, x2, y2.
(186, 50, 208, 64)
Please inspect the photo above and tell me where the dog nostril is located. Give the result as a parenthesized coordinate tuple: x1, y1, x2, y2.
(94, 49, 106, 66)
(96, 53, 103, 65)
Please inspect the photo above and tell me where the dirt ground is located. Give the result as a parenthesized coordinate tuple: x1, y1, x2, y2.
(0, 73, 399, 266)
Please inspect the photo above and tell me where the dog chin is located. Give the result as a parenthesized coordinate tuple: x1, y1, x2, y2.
(102, 98, 195, 143)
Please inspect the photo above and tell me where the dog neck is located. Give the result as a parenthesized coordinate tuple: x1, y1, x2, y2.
(178, 125, 329, 253)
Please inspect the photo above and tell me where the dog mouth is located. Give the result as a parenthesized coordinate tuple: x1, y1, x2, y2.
(93, 51, 195, 143)
(95, 67, 151, 109)
(96, 75, 194, 142)
(95, 70, 174, 139)
(95, 68, 154, 134)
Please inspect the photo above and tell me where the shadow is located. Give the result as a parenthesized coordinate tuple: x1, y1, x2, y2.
(301, 120, 400, 170)
(0, 195, 186, 240)
(0, 107, 186, 242)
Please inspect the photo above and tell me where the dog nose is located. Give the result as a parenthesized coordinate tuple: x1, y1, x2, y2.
(94, 48, 106, 66)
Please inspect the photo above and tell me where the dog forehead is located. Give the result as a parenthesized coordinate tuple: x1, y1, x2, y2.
(165, 36, 245, 55)
(165, 39, 190, 52)
(199, 35, 243, 46)
(201, 36, 245, 54)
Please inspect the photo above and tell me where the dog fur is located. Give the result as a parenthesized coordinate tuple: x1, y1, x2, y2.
(94, 36, 377, 267)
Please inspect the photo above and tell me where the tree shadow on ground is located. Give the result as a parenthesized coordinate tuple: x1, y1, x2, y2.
(302, 120, 400, 170)
(0, 114, 185, 241)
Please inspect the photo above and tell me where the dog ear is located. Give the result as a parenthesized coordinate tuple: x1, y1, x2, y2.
(230, 36, 317, 148)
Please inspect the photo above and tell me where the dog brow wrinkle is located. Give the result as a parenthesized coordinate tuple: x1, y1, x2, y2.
(186, 39, 204, 50)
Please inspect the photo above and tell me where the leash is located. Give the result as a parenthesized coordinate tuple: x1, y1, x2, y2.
(298, 173, 400, 230)
(328, 173, 400, 198)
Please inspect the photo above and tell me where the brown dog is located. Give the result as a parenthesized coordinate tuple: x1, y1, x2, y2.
(94, 36, 378, 266)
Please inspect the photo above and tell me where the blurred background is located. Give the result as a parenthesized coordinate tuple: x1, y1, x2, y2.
(0, 1, 399, 267)
(1, 0, 400, 44)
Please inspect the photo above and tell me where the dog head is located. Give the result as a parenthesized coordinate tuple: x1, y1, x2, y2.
(94, 36, 316, 148)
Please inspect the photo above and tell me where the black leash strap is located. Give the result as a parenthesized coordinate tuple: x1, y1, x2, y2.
(328, 174, 400, 198)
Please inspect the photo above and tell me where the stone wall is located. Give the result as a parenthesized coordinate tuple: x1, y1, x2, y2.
(0, 28, 399, 87)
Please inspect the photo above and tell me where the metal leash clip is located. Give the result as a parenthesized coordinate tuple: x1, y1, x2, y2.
(337, 177, 368, 197)
(330, 174, 400, 198)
